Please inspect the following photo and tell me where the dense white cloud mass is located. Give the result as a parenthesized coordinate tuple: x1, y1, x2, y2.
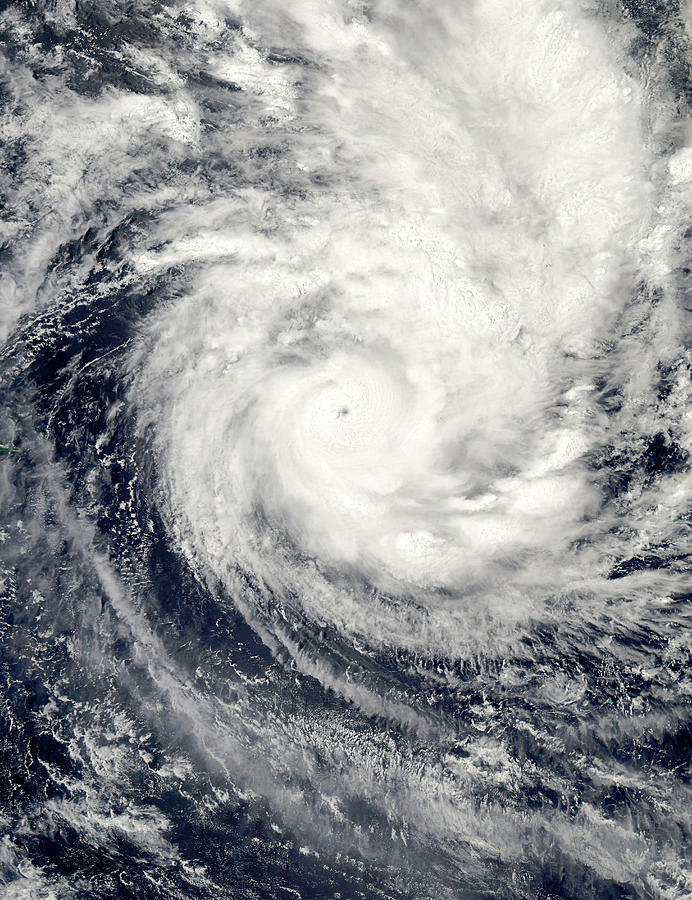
(132, 0, 685, 652)
(0, 0, 689, 897)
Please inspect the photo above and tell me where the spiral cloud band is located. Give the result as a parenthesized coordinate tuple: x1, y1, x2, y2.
(0, 0, 689, 897)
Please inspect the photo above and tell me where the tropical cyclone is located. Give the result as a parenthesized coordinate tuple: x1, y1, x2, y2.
(0, 0, 689, 897)
(133, 0, 674, 655)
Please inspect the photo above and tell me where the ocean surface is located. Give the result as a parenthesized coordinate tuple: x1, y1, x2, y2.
(0, 1, 690, 897)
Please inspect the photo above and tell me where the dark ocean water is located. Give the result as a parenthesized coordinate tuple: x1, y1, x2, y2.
(0, 1, 690, 898)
